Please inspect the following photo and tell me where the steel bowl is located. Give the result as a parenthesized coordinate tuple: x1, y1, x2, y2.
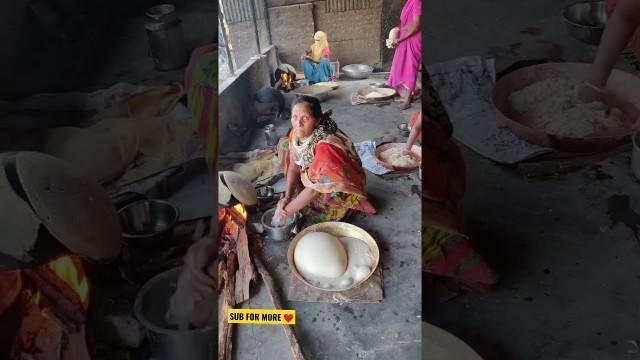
(397, 123, 410, 137)
(342, 64, 374, 79)
(261, 208, 301, 241)
(369, 82, 388, 88)
(562, 1, 607, 45)
(256, 186, 275, 201)
(118, 199, 179, 247)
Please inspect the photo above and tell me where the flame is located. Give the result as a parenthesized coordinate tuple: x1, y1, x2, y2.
(48, 256, 89, 309)
(281, 73, 292, 87)
(232, 203, 247, 221)
(33, 291, 41, 306)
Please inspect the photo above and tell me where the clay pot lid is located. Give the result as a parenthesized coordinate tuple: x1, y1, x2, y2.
(0, 152, 41, 261)
(218, 171, 257, 206)
(16, 152, 122, 261)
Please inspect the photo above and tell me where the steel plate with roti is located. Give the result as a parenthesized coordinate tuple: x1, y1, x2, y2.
(316, 81, 340, 90)
(16, 152, 122, 261)
(356, 87, 396, 102)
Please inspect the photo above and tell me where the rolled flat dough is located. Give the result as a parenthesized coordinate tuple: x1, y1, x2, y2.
(42, 119, 139, 185)
(16, 152, 122, 261)
(0, 153, 41, 261)
(294, 232, 348, 279)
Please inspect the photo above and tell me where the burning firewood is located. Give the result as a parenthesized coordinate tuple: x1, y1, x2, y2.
(22, 268, 84, 333)
(0, 271, 22, 316)
(10, 292, 63, 360)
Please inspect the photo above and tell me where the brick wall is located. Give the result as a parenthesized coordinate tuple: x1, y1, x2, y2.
(315, 0, 383, 70)
(267, 3, 315, 69)
(265, 0, 392, 71)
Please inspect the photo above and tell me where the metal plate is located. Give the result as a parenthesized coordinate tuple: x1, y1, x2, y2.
(493, 62, 640, 152)
(287, 222, 380, 292)
(357, 87, 396, 101)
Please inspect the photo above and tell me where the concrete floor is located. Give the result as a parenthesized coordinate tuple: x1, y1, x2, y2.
(425, 1, 640, 359)
(232, 77, 422, 359)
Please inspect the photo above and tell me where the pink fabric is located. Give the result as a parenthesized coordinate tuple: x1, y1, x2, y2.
(387, 0, 422, 92)
(323, 47, 331, 61)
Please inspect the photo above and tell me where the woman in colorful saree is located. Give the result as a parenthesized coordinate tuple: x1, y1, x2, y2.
(387, 0, 422, 111)
(422, 69, 498, 292)
(300, 31, 334, 84)
(579, 0, 640, 102)
(184, 43, 217, 178)
(273, 95, 376, 225)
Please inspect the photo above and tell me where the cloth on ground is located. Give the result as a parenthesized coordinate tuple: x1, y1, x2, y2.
(426, 56, 552, 164)
(354, 140, 393, 175)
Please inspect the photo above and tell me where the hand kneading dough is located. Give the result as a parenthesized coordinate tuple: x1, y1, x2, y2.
(294, 232, 348, 279)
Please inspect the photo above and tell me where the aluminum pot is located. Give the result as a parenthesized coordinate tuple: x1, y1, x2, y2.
(134, 267, 217, 360)
(561, 1, 606, 45)
(261, 208, 301, 241)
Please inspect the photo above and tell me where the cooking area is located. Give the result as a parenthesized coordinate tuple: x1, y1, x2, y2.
(216, 0, 422, 357)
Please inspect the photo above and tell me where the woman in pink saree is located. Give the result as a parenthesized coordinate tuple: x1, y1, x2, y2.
(387, 0, 422, 111)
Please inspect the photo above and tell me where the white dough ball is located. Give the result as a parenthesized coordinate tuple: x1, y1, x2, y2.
(294, 232, 348, 279)
(353, 266, 371, 282)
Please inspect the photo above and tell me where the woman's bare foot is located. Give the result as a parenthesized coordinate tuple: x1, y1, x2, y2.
(397, 100, 411, 111)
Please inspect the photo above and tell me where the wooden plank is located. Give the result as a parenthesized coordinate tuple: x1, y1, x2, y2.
(234, 227, 255, 304)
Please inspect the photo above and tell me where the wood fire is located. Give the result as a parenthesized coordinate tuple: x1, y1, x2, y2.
(0, 254, 91, 360)
(47, 255, 89, 310)
(277, 72, 295, 92)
